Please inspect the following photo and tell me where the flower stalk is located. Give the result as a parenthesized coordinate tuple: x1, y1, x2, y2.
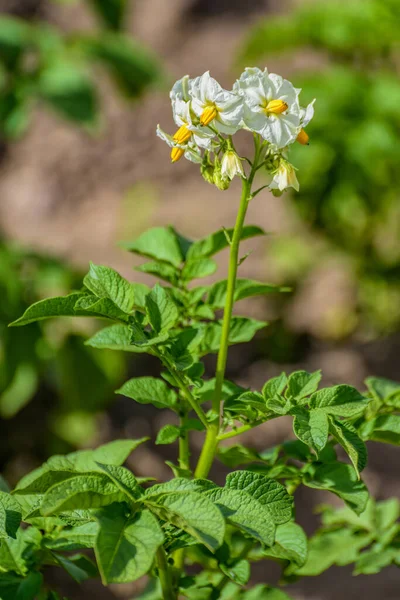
(194, 136, 262, 479)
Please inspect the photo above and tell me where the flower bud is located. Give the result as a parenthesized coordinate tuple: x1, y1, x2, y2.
(201, 161, 215, 185)
(213, 158, 230, 190)
(269, 159, 299, 193)
(221, 149, 245, 181)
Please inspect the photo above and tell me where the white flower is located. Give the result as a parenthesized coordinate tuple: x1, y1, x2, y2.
(234, 67, 301, 148)
(171, 97, 215, 150)
(189, 71, 244, 134)
(269, 159, 299, 192)
(296, 99, 316, 145)
(221, 149, 244, 180)
(156, 126, 202, 164)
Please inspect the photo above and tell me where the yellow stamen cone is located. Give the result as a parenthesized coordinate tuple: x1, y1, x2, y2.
(171, 147, 185, 163)
(296, 128, 310, 145)
(200, 105, 218, 126)
(173, 125, 192, 144)
(265, 99, 288, 115)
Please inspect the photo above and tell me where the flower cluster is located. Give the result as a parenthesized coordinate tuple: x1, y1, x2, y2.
(157, 68, 315, 194)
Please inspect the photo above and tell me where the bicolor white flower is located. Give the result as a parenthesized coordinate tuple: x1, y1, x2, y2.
(189, 71, 244, 134)
(234, 67, 301, 148)
(156, 126, 202, 164)
(269, 159, 299, 192)
(296, 99, 316, 145)
(221, 149, 245, 180)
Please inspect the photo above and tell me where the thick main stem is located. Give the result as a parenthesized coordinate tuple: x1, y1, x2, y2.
(195, 142, 260, 479)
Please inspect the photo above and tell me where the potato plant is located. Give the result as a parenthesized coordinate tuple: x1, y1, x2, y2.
(1, 68, 399, 600)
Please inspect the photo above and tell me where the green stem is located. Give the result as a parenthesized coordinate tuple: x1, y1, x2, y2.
(154, 349, 209, 429)
(156, 547, 176, 600)
(195, 136, 261, 479)
(217, 419, 265, 441)
(171, 369, 209, 430)
(179, 410, 190, 473)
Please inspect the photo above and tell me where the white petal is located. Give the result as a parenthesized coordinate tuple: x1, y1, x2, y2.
(172, 97, 191, 127)
(170, 75, 191, 102)
(185, 143, 202, 163)
(301, 99, 316, 127)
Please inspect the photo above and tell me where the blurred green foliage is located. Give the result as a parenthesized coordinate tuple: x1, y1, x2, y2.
(241, 0, 400, 338)
(0, 242, 125, 446)
(0, 0, 161, 137)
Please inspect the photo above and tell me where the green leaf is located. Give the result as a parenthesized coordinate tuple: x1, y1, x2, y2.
(266, 395, 292, 416)
(94, 464, 143, 502)
(0, 571, 43, 600)
(145, 478, 215, 498)
(304, 462, 369, 514)
(262, 522, 308, 569)
(88, 0, 127, 30)
(217, 445, 264, 468)
(39, 60, 98, 126)
(136, 261, 180, 285)
(199, 317, 267, 355)
(195, 379, 246, 404)
(130, 321, 169, 347)
(293, 408, 329, 453)
(116, 377, 178, 411)
(220, 558, 250, 586)
(364, 376, 400, 403)
(53, 552, 97, 583)
(9, 293, 92, 326)
(310, 385, 369, 416)
(226, 471, 293, 525)
(74, 295, 129, 321)
(0, 17, 30, 69)
(86, 324, 145, 352)
(15, 439, 146, 495)
(187, 225, 265, 260)
(354, 547, 400, 575)
(155, 425, 181, 445)
(43, 521, 98, 551)
(262, 373, 288, 401)
(293, 528, 372, 577)
(286, 370, 321, 402)
(40, 473, 131, 515)
(181, 258, 217, 282)
(122, 226, 184, 267)
(83, 263, 135, 313)
(0, 526, 41, 576)
(0, 492, 21, 539)
(360, 414, 400, 445)
(205, 477, 290, 547)
(207, 279, 286, 309)
(167, 328, 202, 371)
(95, 504, 164, 584)
(146, 491, 225, 551)
(224, 391, 267, 421)
(146, 284, 179, 333)
(329, 418, 367, 478)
